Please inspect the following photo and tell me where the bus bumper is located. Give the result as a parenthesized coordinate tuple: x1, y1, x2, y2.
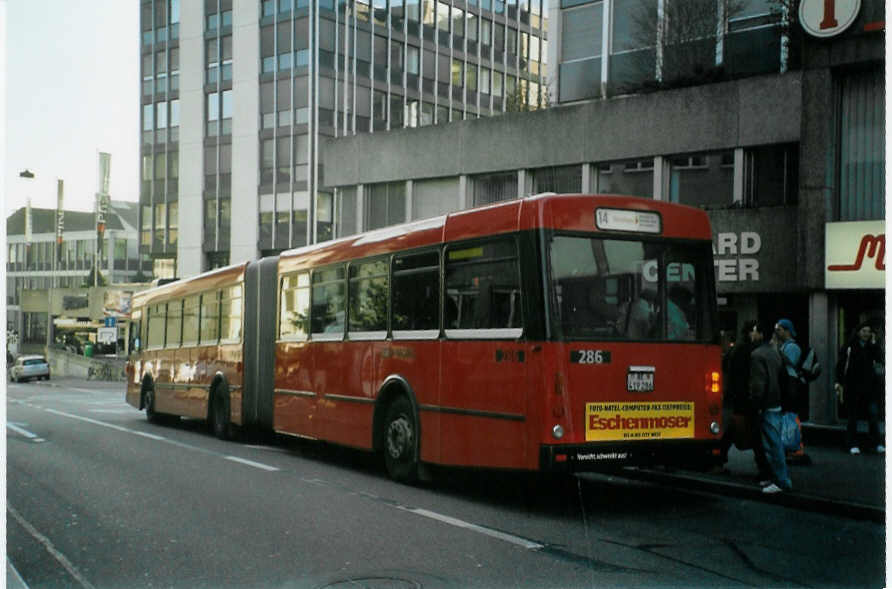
(540, 439, 723, 473)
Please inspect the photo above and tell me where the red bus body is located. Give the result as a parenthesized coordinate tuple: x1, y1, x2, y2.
(127, 195, 724, 479)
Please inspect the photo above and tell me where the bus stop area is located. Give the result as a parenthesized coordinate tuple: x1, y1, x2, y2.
(615, 423, 885, 522)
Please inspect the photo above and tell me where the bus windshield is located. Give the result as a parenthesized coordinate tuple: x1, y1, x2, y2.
(548, 234, 715, 342)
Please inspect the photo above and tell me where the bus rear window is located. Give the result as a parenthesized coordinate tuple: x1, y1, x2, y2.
(549, 235, 714, 342)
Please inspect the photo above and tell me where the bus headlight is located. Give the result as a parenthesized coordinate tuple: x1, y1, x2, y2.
(552, 425, 565, 439)
(709, 421, 721, 435)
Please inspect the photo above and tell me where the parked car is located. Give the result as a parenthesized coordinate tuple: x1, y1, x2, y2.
(10, 355, 50, 382)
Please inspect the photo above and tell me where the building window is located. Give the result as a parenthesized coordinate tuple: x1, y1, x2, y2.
(365, 181, 407, 230)
(559, 2, 602, 102)
(471, 171, 518, 205)
(838, 69, 884, 221)
(669, 151, 733, 208)
(597, 158, 653, 198)
(744, 144, 798, 207)
(335, 186, 358, 238)
(531, 165, 582, 193)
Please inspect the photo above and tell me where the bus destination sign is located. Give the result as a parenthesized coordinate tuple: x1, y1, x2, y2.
(595, 208, 661, 234)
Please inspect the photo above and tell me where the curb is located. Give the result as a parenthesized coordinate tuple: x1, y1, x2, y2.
(612, 467, 884, 523)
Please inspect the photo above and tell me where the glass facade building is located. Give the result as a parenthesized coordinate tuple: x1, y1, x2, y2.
(139, 0, 548, 275)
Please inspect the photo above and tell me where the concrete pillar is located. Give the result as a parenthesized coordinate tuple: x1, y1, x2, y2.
(808, 291, 836, 425)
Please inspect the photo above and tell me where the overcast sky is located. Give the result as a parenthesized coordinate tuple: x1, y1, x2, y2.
(4, 0, 139, 216)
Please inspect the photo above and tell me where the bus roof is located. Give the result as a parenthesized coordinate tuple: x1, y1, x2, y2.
(279, 194, 712, 273)
(132, 262, 248, 308)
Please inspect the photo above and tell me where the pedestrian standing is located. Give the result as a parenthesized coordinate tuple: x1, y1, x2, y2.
(775, 318, 802, 412)
(719, 321, 772, 481)
(749, 321, 792, 494)
(835, 322, 885, 455)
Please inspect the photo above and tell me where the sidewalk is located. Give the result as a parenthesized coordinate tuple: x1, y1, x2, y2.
(620, 423, 885, 522)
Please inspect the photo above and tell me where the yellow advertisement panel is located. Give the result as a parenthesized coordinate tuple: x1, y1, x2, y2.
(585, 402, 695, 441)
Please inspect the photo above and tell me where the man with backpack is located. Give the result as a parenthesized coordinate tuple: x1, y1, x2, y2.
(835, 322, 885, 455)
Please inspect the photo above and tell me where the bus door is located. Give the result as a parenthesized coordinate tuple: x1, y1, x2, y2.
(440, 238, 530, 470)
(274, 270, 316, 439)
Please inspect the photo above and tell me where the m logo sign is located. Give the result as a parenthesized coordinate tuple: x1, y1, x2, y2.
(826, 221, 885, 289)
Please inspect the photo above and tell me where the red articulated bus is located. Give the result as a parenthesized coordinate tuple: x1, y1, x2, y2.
(127, 194, 724, 482)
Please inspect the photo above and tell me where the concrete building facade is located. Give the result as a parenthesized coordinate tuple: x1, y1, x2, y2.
(6, 202, 149, 353)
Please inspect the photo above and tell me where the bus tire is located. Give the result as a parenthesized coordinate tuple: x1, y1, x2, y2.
(383, 396, 419, 484)
(210, 382, 233, 441)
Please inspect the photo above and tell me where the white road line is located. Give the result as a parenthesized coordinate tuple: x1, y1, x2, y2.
(45, 409, 131, 434)
(134, 431, 167, 441)
(396, 506, 544, 550)
(8, 505, 97, 589)
(39, 408, 280, 472)
(225, 456, 280, 471)
(6, 423, 45, 443)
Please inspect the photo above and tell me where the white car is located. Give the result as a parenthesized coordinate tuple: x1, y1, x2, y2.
(10, 355, 50, 382)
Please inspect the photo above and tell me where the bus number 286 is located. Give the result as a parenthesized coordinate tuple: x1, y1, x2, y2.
(571, 350, 611, 365)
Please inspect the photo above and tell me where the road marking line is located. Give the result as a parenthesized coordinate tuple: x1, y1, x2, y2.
(45, 409, 131, 434)
(7, 423, 45, 443)
(39, 408, 280, 473)
(134, 431, 167, 441)
(8, 505, 97, 589)
(225, 456, 280, 471)
(396, 506, 544, 550)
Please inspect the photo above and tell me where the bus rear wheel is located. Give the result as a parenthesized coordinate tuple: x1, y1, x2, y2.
(384, 397, 419, 484)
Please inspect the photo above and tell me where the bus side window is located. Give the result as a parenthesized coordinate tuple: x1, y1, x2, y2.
(349, 259, 389, 333)
(200, 291, 221, 345)
(311, 266, 346, 335)
(280, 273, 310, 339)
(445, 238, 521, 331)
(221, 285, 243, 342)
(392, 251, 440, 332)
(147, 303, 166, 349)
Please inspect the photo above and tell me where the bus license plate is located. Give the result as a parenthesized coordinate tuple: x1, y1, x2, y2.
(627, 368, 654, 392)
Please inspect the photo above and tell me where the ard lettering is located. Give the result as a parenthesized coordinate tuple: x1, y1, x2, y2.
(827, 234, 885, 272)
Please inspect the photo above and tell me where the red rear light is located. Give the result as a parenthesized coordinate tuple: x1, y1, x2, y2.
(705, 371, 722, 415)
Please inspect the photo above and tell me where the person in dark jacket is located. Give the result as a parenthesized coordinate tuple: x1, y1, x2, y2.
(749, 321, 791, 494)
(835, 322, 885, 455)
(719, 321, 770, 479)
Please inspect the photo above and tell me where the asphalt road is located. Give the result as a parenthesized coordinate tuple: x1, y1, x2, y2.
(7, 379, 886, 588)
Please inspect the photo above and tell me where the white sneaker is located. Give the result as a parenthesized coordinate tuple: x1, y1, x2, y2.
(759, 480, 772, 487)
(877, 445, 885, 454)
(762, 483, 783, 494)
(850, 447, 861, 455)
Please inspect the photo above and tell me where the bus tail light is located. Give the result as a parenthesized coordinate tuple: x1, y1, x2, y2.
(705, 371, 722, 416)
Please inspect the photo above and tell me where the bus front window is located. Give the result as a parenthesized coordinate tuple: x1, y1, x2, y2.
(549, 235, 713, 342)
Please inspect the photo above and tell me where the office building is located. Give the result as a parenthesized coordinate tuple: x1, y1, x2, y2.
(139, 0, 549, 277)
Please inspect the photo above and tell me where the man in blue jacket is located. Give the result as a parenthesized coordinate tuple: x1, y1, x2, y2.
(750, 321, 792, 494)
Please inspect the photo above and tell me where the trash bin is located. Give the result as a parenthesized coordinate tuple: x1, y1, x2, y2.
(84, 344, 94, 358)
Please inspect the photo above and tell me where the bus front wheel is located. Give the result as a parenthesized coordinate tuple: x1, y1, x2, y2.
(384, 397, 419, 484)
